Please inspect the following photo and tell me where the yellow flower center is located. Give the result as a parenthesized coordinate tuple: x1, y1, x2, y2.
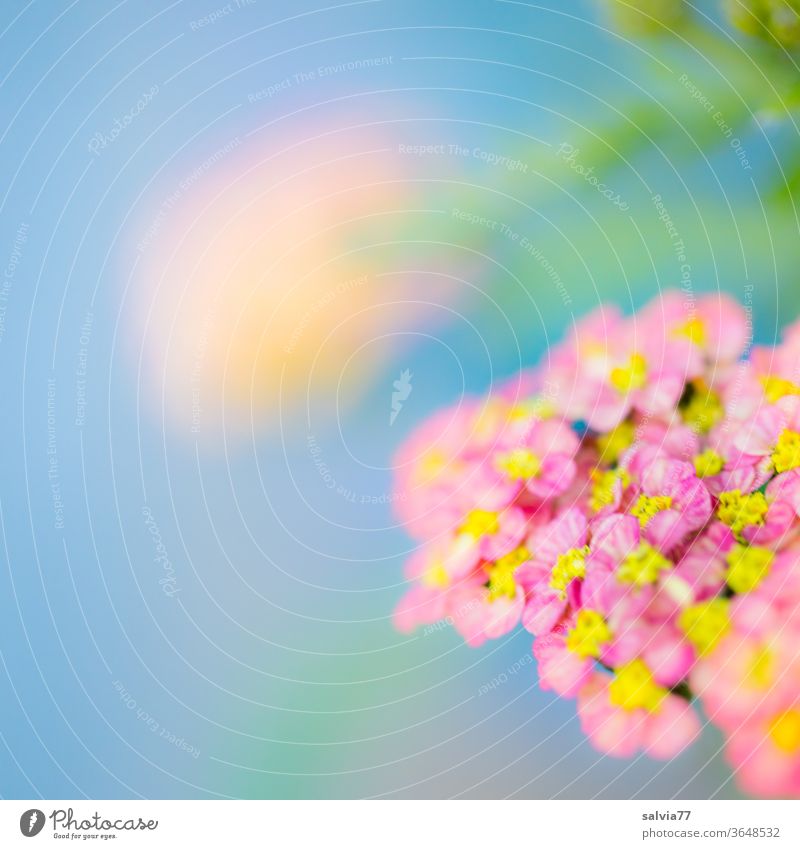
(609, 659, 666, 713)
(473, 400, 507, 440)
(610, 353, 648, 394)
(597, 420, 635, 464)
(566, 609, 612, 658)
(681, 379, 723, 434)
(726, 544, 773, 594)
(772, 429, 800, 474)
(678, 598, 730, 656)
(748, 646, 774, 690)
(769, 709, 800, 753)
(509, 397, 555, 420)
(674, 316, 707, 345)
(422, 561, 450, 589)
(420, 452, 446, 476)
(549, 546, 590, 597)
(496, 447, 541, 480)
(460, 509, 500, 538)
(717, 489, 768, 535)
(412, 449, 456, 486)
(630, 494, 673, 527)
(694, 449, 725, 478)
(617, 543, 672, 586)
(589, 468, 631, 513)
(486, 546, 530, 601)
(761, 375, 800, 404)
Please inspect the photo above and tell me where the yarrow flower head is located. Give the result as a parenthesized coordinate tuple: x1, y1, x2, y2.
(391, 290, 800, 797)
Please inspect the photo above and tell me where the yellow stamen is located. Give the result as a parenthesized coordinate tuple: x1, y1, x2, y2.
(566, 609, 612, 658)
(694, 449, 725, 478)
(726, 544, 773, 594)
(414, 450, 448, 485)
(509, 397, 555, 420)
(681, 379, 723, 434)
(473, 400, 507, 440)
(769, 709, 800, 753)
(549, 546, 590, 597)
(597, 420, 635, 464)
(617, 543, 672, 587)
(717, 489, 768, 536)
(748, 646, 774, 690)
(589, 468, 631, 513)
(486, 546, 530, 602)
(422, 562, 450, 589)
(610, 353, 648, 394)
(630, 494, 673, 528)
(761, 375, 800, 404)
(674, 316, 707, 346)
(678, 598, 730, 656)
(496, 447, 541, 480)
(772, 429, 800, 474)
(460, 509, 499, 538)
(608, 659, 666, 713)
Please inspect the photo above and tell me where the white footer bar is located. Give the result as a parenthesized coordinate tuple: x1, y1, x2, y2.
(1, 800, 796, 848)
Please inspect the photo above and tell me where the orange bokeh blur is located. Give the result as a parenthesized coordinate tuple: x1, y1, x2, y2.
(130, 121, 451, 434)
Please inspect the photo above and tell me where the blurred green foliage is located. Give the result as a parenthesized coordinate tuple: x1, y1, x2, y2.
(606, 0, 692, 35)
(386, 0, 800, 352)
(724, 0, 800, 49)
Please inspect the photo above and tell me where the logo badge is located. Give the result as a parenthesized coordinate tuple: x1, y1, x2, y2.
(390, 368, 413, 425)
(19, 809, 45, 837)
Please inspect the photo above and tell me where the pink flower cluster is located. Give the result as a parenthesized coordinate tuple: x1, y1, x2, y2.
(392, 290, 800, 797)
